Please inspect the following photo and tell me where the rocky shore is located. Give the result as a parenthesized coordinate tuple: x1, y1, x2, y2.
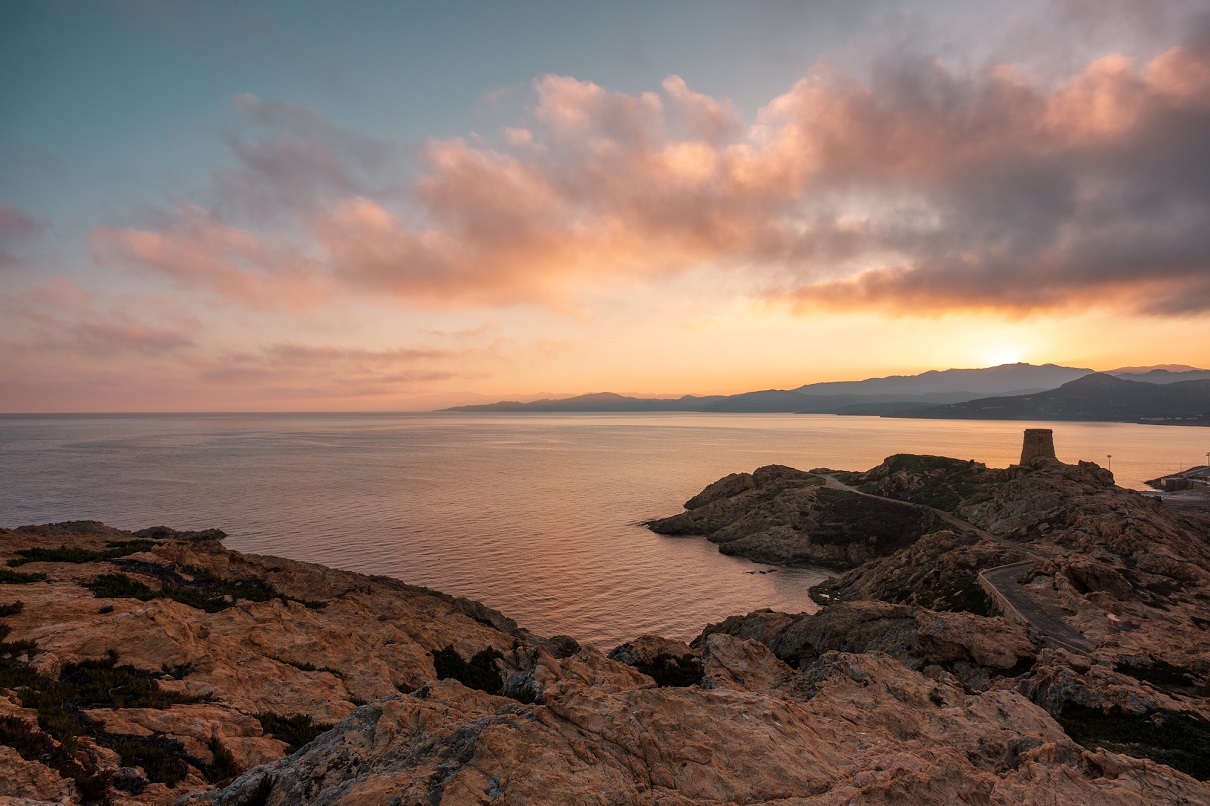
(2, 448, 1209, 803)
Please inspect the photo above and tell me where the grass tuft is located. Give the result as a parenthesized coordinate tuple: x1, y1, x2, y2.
(7, 540, 158, 567)
(0, 568, 47, 584)
(203, 735, 241, 783)
(235, 775, 276, 806)
(432, 646, 504, 695)
(1058, 704, 1210, 780)
(254, 712, 334, 754)
(633, 653, 704, 687)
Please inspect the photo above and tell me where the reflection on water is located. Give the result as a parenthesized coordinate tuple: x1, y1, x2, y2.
(0, 412, 1202, 647)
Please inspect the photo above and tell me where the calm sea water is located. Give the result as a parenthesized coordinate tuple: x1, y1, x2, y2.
(1, 413, 1203, 647)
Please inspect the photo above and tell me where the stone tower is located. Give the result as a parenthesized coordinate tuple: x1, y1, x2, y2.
(1020, 428, 1056, 465)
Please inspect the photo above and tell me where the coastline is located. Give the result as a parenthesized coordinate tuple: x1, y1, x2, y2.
(3, 445, 1210, 804)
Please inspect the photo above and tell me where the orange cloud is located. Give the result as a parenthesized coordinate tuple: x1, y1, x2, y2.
(89, 29, 1210, 316)
(92, 205, 333, 310)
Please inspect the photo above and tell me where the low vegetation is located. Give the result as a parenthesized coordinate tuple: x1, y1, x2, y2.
(0, 568, 47, 584)
(0, 617, 212, 796)
(84, 565, 325, 613)
(1057, 704, 1210, 781)
(254, 712, 335, 754)
(204, 735, 241, 783)
(0, 714, 112, 800)
(432, 645, 505, 695)
(6, 539, 157, 567)
(811, 488, 941, 554)
(633, 653, 704, 687)
(857, 455, 990, 511)
(236, 775, 276, 806)
(1114, 660, 1208, 696)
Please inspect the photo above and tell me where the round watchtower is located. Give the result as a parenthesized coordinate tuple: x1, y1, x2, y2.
(1019, 428, 1056, 465)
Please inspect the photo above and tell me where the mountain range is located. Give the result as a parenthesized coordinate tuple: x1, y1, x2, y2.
(895, 372, 1210, 425)
(444, 363, 1210, 424)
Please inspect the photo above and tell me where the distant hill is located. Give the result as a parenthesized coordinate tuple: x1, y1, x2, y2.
(443, 363, 1210, 423)
(1107, 364, 1204, 373)
(893, 373, 1210, 425)
(1108, 368, 1210, 384)
(445, 392, 725, 413)
(444, 363, 1095, 414)
(790, 362, 1093, 397)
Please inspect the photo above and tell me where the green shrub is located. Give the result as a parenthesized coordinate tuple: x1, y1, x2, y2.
(0, 568, 46, 584)
(7, 540, 158, 567)
(203, 736, 240, 783)
(940, 577, 996, 616)
(236, 775, 276, 806)
(0, 639, 210, 793)
(0, 715, 111, 801)
(1058, 704, 1210, 780)
(85, 573, 157, 601)
(57, 651, 205, 709)
(0, 601, 23, 617)
(108, 734, 190, 786)
(634, 653, 704, 687)
(8, 545, 99, 566)
(432, 646, 504, 695)
(255, 712, 334, 754)
(1115, 660, 1206, 694)
(85, 565, 323, 613)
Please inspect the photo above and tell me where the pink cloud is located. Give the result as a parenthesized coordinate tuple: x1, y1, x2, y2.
(91, 205, 333, 310)
(3, 279, 197, 356)
(88, 22, 1210, 316)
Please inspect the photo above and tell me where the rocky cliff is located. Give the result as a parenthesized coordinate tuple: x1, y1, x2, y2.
(648, 453, 1210, 787)
(2, 472, 1209, 804)
(644, 465, 943, 568)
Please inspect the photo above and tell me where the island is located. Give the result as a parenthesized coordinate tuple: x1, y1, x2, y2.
(2, 431, 1208, 803)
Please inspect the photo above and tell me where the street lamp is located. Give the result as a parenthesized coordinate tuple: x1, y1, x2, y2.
(1107, 454, 1112, 472)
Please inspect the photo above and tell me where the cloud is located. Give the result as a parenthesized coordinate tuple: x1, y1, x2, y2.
(214, 94, 400, 224)
(0, 203, 50, 268)
(3, 279, 197, 355)
(193, 342, 465, 398)
(770, 36, 1210, 315)
(0, 278, 480, 409)
(90, 12, 1210, 315)
(91, 204, 333, 310)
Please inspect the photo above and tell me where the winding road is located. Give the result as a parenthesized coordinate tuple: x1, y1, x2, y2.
(814, 473, 1095, 654)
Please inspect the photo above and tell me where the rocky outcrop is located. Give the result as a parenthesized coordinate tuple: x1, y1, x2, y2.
(809, 529, 1026, 614)
(650, 453, 1210, 786)
(0, 522, 549, 804)
(4, 508, 1210, 804)
(700, 601, 1036, 689)
(645, 464, 942, 568)
(203, 644, 1204, 806)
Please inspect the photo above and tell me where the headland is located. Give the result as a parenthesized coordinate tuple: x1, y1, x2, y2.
(2, 433, 1209, 803)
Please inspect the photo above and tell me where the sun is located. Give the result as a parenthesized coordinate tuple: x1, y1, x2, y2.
(982, 346, 1026, 366)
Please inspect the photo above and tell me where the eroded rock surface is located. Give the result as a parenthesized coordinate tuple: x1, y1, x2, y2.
(3, 501, 1209, 804)
(645, 464, 942, 568)
(651, 454, 1210, 785)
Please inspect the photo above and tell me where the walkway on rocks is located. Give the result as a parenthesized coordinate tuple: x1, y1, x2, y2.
(814, 473, 1094, 654)
(981, 562, 1095, 653)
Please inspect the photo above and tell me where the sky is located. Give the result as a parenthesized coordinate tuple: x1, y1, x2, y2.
(2, 0, 1210, 412)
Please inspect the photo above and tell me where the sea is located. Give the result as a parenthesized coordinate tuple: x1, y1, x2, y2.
(1, 412, 1203, 648)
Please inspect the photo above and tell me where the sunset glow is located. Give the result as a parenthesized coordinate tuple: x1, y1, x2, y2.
(3, 1, 1209, 412)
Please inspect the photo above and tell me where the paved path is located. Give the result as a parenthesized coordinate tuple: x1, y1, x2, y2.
(814, 473, 1093, 653)
(981, 562, 1095, 653)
